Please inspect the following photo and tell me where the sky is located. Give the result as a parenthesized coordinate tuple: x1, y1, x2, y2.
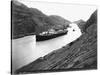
(17, 0, 97, 22)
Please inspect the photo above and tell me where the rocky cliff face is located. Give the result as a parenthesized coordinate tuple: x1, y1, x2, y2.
(15, 10, 97, 73)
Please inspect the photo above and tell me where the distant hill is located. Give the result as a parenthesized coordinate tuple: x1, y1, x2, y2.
(49, 15, 71, 30)
(11, 0, 70, 39)
(74, 19, 85, 25)
(49, 15, 71, 25)
(74, 19, 86, 32)
(15, 10, 97, 73)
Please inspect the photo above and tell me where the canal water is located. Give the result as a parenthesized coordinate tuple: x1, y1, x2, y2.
(12, 23, 82, 72)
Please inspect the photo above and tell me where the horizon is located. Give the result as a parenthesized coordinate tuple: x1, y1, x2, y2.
(16, 0, 97, 22)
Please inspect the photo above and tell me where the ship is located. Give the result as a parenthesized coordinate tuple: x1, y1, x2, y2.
(36, 30, 68, 41)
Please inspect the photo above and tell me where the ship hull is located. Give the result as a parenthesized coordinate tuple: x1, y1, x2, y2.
(36, 31, 68, 41)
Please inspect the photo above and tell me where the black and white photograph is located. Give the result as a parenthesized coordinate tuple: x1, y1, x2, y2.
(11, 0, 97, 74)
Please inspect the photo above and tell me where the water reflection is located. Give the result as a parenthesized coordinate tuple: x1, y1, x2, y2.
(12, 35, 36, 72)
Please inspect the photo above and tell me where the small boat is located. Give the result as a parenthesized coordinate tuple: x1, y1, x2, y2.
(36, 31, 68, 41)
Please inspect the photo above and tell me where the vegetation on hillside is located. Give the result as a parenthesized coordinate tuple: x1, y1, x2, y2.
(12, 0, 70, 39)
